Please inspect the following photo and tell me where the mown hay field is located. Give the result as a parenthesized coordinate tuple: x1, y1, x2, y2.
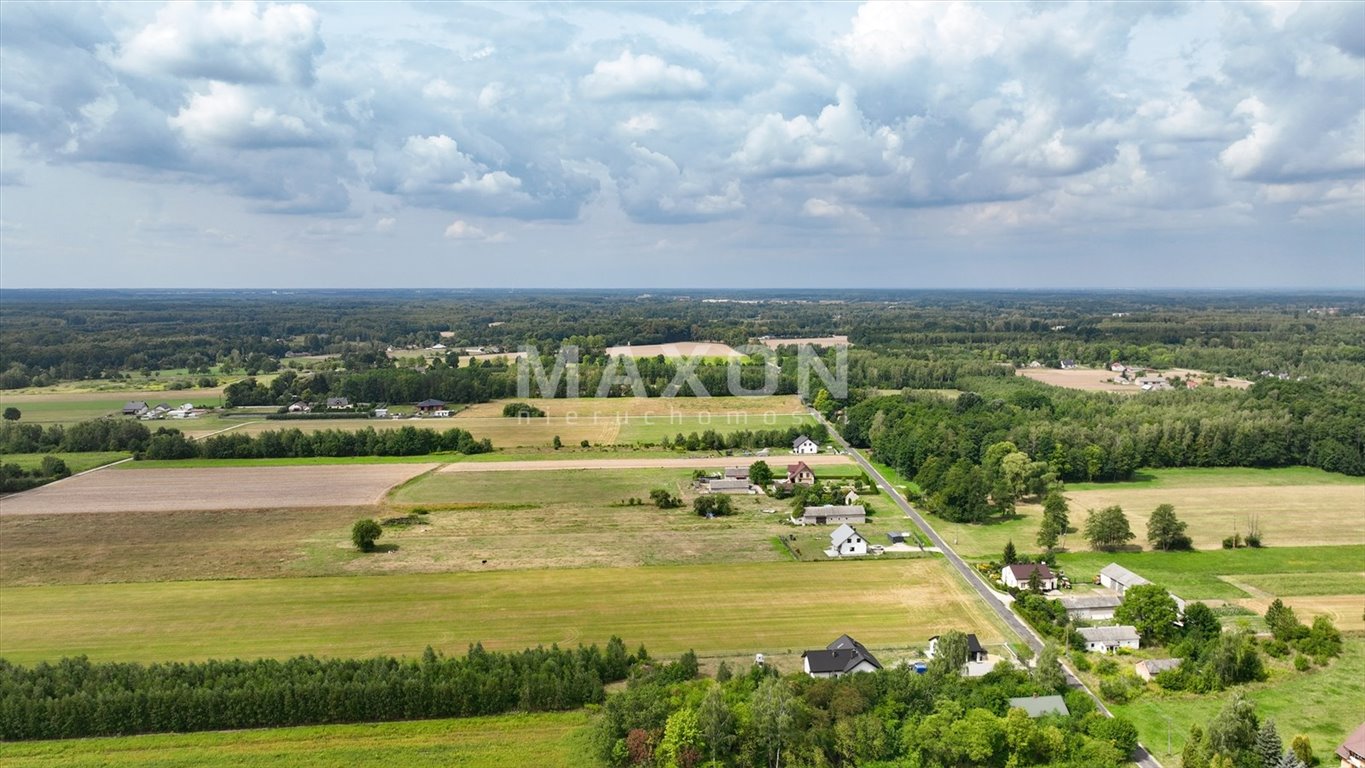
(0, 711, 591, 768)
(0, 559, 1003, 665)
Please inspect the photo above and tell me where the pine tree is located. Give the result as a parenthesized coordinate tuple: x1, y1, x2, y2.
(1255, 719, 1283, 768)
(1275, 751, 1306, 768)
(1002, 539, 1018, 565)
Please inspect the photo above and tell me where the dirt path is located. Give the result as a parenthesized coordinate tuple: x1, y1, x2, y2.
(437, 454, 856, 473)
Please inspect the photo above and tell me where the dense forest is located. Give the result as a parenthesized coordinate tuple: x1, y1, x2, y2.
(2, 290, 1362, 388)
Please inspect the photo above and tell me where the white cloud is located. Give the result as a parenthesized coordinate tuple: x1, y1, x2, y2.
(444, 219, 507, 242)
(840, 1, 1002, 70)
(733, 87, 909, 177)
(581, 51, 706, 100)
(115, 2, 323, 85)
(376, 217, 396, 233)
(168, 82, 323, 148)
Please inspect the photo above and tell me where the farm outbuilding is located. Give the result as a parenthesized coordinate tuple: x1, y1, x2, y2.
(1058, 593, 1122, 621)
(1135, 658, 1182, 681)
(1098, 563, 1151, 595)
(801, 505, 866, 525)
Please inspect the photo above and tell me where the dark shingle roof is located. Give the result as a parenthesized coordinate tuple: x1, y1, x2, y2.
(803, 634, 882, 674)
(1004, 563, 1054, 582)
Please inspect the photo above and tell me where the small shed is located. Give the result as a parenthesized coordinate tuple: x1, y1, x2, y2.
(1098, 563, 1150, 595)
(1008, 695, 1070, 718)
(1135, 658, 1182, 681)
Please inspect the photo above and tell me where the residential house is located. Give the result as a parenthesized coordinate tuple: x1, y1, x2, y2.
(705, 478, 752, 494)
(1337, 722, 1365, 767)
(1027, 360, 1043, 368)
(1001, 563, 1057, 591)
(415, 399, 446, 413)
(1098, 563, 1151, 595)
(1060, 359, 1077, 369)
(122, 401, 149, 416)
(802, 505, 866, 525)
(326, 397, 351, 409)
(373, 407, 389, 418)
(802, 634, 882, 678)
(287, 401, 311, 413)
(786, 461, 816, 485)
(1137, 375, 1172, 391)
(1078, 625, 1140, 653)
(1110, 362, 1128, 373)
(827, 524, 867, 557)
(1135, 658, 1182, 682)
(724, 467, 748, 480)
(927, 633, 988, 663)
(1057, 593, 1122, 621)
(1008, 695, 1070, 718)
(792, 435, 819, 454)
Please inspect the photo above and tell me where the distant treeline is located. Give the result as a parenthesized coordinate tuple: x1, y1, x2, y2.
(844, 377, 1365, 484)
(143, 426, 493, 460)
(0, 639, 635, 740)
(4, 290, 1363, 387)
(658, 424, 828, 451)
(0, 456, 71, 493)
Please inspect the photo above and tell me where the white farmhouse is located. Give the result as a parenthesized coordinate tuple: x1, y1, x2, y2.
(827, 524, 867, 557)
(1078, 625, 1140, 653)
(792, 435, 819, 454)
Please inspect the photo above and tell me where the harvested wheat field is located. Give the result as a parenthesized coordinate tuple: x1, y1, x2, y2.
(760, 336, 849, 349)
(0, 465, 437, 515)
(436, 453, 855, 473)
(1017, 368, 1135, 392)
(605, 342, 742, 358)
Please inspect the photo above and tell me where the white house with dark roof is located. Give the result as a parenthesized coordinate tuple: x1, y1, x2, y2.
(792, 435, 819, 454)
(122, 401, 149, 416)
(827, 524, 867, 557)
(927, 633, 988, 663)
(1078, 625, 1140, 653)
(1001, 563, 1057, 591)
(802, 634, 882, 678)
(1337, 721, 1365, 767)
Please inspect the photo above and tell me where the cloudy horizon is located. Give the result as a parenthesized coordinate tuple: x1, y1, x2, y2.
(1, 1, 1362, 289)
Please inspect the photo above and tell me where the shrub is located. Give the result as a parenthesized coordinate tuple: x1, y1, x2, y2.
(1094, 658, 1118, 676)
(1263, 640, 1289, 658)
(650, 489, 682, 509)
(501, 402, 546, 418)
(1293, 654, 1310, 671)
(692, 495, 733, 517)
(351, 519, 383, 551)
(1071, 651, 1092, 672)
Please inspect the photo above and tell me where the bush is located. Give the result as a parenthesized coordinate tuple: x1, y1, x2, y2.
(1293, 654, 1310, 671)
(352, 519, 383, 551)
(1094, 658, 1118, 676)
(1263, 640, 1289, 658)
(1071, 651, 1092, 672)
(649, 489, 682, 509)
(501, 402, 546, 418)
(692, 494, 733, 517)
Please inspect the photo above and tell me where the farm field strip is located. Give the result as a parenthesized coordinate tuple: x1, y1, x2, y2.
(0, 464, 438, 515)
(433, 453, 856, 474)
(0, 711, 592, 768)
(0, 559, 1003, 665)
(0, 451, 130, 473)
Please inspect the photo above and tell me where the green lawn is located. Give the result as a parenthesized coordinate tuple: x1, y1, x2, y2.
(1054, 545, 1365, 600)
(0, 451, 130, 473)
(1112, 638, 1365, 767)
(122, 455, 461, 469)
(0, 559, 1001, 665)
(1067, 465, 1365, 491)
(0, 711, 592, 768)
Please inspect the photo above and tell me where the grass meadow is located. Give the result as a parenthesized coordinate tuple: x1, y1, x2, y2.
(0, 451, 129, 473)
(1111, 638, 1365, 767)
(0, 711, 592, 768)
(0, 559, 1003, 666)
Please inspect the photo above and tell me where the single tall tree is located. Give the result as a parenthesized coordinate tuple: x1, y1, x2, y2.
(1084, 505, 1135, 551)
(1115, 584, 1180, 645)
(1033, 642, 1067, 693)
(697, 684, 736, 766)
(1002, 539, 1018, 565)
(351, 518, 383, 552)
(748, 460, 774, 487)
(1255, 720, 1283, 768)
(1147, 503, 1192, 550)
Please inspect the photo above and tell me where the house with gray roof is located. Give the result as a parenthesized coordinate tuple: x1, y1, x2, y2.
(1078, 625, 1140, 653)
(1058, 593, 1122, 621)
(801, 505, 866, 525)
(827, 524, 867, 557)
(1135, 658, 1182, 681)
(1008, 695, 1070, 718)
(704, 478, 752, 494)
(802, 634, 882, 678)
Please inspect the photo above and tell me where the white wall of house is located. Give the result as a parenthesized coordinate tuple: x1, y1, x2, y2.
(794, 440, 818, 454)
(837, 534, 867, 556)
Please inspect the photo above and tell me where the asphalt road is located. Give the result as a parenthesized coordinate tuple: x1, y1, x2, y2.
(817, 413, 1164, 768)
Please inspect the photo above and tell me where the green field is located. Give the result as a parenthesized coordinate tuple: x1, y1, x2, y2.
(1112, 638, 1365, 767)
(1055, 545, 1365, 601)
(0, 389, 225, 424)
(0, 559, 1001, 665)
(0, 451, 129, 473)
(122, 454, 461, 468)
(923, 467, 1365, 557)
(0, 711, 591, 768)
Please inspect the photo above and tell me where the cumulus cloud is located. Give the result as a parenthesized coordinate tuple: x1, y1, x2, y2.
(617, 144, 744, 222)
(581, 51, 707, 100)
(444, 219, 506, 242)
(839, 1, 1002, 70)
(169, 82, 325, 148)
(115, 1, 324, 86)
(733, 87, 909, 177)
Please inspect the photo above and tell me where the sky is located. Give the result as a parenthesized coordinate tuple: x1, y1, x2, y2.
(1, 1, 1363, 290)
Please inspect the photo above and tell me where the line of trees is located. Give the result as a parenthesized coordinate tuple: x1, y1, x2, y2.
(0, 419, 154, 455)
(0, 639, 637, 741)
(142, 426, 493, 460)
(0, 456, 70, 493)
